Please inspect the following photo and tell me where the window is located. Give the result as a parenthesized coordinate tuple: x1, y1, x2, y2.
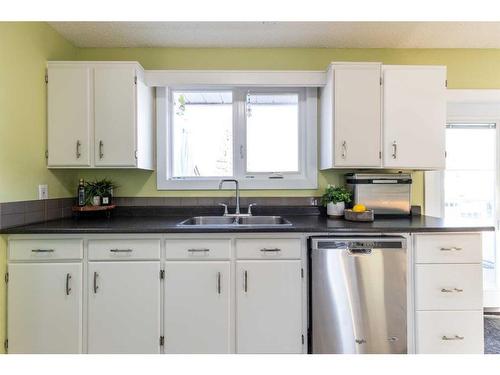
(157, 87, 317, 190)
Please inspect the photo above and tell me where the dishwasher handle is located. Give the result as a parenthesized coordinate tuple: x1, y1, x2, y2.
(347, 248, 373, 255)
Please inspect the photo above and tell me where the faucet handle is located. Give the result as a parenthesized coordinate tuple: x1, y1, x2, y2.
(218, 203, 229, 216)
(248, 203, 257, 216)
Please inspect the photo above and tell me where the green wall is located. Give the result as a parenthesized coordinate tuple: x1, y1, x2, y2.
(0, 22, 78, 204)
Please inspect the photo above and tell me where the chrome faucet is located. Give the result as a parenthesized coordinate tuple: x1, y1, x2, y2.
(218, 179, 240, 216)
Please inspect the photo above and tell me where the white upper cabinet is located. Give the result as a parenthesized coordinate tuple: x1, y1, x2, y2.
(320, 62, 447, 170)
(47, 62, 154, 169)
(94, 66, 137, 167)
(383, 66, 447, 169)
(47, 65, 92, 167)
(320, 63, 382, 169)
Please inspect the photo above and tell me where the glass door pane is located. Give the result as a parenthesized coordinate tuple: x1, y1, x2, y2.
(444, 124, 497, 289)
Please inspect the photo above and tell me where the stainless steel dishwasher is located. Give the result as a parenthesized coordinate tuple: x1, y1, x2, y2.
(310, 236, 407, 354)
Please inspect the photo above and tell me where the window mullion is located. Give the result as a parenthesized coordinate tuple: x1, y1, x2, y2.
(233, 88, 246, 180)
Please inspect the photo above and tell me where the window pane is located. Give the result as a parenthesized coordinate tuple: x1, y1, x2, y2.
(246, 93, 299, 173)
(446, 125, 495, 170)
(171, 91, 233, 177)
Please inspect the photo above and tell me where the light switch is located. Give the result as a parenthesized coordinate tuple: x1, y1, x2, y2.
(38, 184, 48, 200)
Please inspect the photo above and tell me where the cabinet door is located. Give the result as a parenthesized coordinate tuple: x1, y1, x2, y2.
(383, 66, 446, 169)
(88, 261, 160, 353)
(7, 263, 83, 353)
(236, 260, 303, 353)
(47, 65, 91, 167)
(164, 261, 231, 353)
(334, 64, 382, 167)
(94, 66, 137, 167)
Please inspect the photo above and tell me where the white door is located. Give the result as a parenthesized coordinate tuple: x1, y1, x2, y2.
(47, 65, 91, 167)
(164, 261, 231, 353)
(383, 66, 446, 169)
(236, 260, 303, 353)
(88, 261, 161, 353)
(7, 263, 83, 353)
(334, 64, 382, 167)
(94, 66, 137, 167)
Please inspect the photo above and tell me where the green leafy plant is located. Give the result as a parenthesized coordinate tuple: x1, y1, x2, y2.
(320, 184, 352, 206)
(84, 179, 117, 205)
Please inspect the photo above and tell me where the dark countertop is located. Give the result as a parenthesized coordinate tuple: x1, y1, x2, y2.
(0, 206, 494, 234)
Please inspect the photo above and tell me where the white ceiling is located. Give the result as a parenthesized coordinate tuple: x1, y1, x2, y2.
(49, 22, 500, 49)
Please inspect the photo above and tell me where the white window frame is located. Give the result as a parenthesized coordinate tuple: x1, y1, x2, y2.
(156, 86, 317, 190)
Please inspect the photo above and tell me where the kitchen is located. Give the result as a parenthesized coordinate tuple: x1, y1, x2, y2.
(1, 4, 500, 371)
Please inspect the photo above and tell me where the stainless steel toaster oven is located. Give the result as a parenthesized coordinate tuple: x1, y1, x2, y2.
(345, 173, 412, 215)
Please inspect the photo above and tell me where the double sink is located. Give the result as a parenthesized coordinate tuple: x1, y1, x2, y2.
(178, 216, 292, 227)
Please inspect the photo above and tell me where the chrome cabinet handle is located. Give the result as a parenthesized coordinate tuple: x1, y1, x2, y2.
(392, 141, 397, 159)
(66, 273, 72, 296)
(341, 141, 347, 159)
(93, 272, 99, 294)
(260, 248, 281, 253)
(243, 270, 248, 293)
(442, 335, 464, 341)
(76, 140, 81, 159)
(188, 248, 210, 253)
(99, 140, 104, 159)
(440, 247, 463, 251)
(31, 249, 54, 253)
(110, 249, 133, 253)
(441, 288, 464, 293)
(217, 272, 221, 295)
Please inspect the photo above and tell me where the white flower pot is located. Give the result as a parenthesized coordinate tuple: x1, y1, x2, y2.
(327, 202, 345, 217)
(91, 196, 101, 206)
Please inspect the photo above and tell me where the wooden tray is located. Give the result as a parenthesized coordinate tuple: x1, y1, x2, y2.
(72, 204, 116, 212)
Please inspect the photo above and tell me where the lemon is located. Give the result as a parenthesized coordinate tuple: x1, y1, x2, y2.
(352, 204, 367, 213)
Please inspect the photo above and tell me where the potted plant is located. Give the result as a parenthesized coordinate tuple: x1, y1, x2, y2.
(84, 179, 116, 206)
(320, 184, 352, 217)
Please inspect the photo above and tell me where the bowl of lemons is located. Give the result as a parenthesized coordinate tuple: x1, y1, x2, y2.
(344, 204, 375, 222)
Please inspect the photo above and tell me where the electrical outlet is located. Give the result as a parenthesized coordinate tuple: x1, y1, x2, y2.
(38, 184, 48, 200)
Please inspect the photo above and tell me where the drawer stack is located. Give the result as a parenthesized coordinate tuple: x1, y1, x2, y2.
(413, 233, 484, 354)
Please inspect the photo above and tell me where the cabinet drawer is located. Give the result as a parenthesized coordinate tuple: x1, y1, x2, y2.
(88, 239, 160, 260)
(414, 233, 482, 264)
(236, 238, 302, 259)
(416, 311, 484, 354)
(165, 239, 231, 260)
(9, 239, 83, 261)
(415, 264, 482, 310)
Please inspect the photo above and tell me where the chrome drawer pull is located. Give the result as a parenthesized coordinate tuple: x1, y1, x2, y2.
(93, 272, 99, 294)
(32, 249, 55, 253)
(442, 335, 464, 341)
(260, 248, 281, 252)
(66, 273, 72, 296)
(440, 247, 463, 251)
(217, 272, 221, 295)
(188, 248, 210, 253)
(110, 249, 133, 253)
(441, 288, 464, 293)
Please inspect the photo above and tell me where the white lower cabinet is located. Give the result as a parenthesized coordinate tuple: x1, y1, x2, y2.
(413, 233, 484, 354)
(163, 261, 231, 353)
(87, 261, 161, 354)
(236, 260, 303, 353)
(416, 311, 484, 354)
(7, 262, 83, 354)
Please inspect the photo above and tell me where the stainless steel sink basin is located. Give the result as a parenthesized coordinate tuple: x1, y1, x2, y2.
(177, 215, 292, 227)
(237, 216, 292, 226)
(178, 216, 238, 226)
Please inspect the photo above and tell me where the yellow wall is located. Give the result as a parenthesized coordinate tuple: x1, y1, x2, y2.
(0, 22, 78, 203)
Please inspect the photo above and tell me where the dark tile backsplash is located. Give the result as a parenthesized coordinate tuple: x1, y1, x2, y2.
(0, 198, 74, 230)
(0, 196, 320, 230)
